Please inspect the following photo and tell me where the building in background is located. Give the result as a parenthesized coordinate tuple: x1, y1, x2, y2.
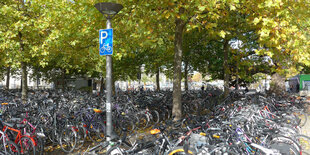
(0, 69, 52, 89)
(287, 74, 310, 96)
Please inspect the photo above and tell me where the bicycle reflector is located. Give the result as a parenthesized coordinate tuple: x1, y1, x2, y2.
(93, 108, 102, 113)
(150, 129, 161, 135)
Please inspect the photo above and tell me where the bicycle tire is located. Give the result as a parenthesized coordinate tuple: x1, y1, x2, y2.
(269, 135, 301, 155)
(150, 110, 160, 124)
(168, 147, 195, 155)
(125, 114, 139, 131)
(6, 140, 20, 155)
(159, 108, 170, 121)
(106, 146, 124, 155)
(114, 116, 135, 137)
(34, 124, 46, 154)
(136, 113, 149, 129)
(47, 129, 58, 144)
(201, 144, 239, 155)
(120, 116, 135, 132)
(164, 108, 171, 120)
(293, 110, 307, 127)
(18, 136, 36, 155)
(88, 121, 106, 143)
(32, 136, 44, 155)
(59, 126, 77, 153)
(74, 124, 86, 150)
(295, 134, 310, 155)
(278, 126, 300, 137)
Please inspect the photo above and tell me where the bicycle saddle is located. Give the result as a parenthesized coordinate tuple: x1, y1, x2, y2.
(93, 108, 103, 113)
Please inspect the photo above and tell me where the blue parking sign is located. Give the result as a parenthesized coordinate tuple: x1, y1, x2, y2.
(99, 29, 113, 55)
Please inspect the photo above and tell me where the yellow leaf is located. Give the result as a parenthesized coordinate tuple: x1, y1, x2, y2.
(230, 5, 236, 11)
(165, 13, 170, 19)
(253, 17, 261, 25)
(219, 30, 226, 38)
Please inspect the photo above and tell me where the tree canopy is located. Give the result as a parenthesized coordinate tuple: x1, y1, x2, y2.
(0, 0, 309, 117)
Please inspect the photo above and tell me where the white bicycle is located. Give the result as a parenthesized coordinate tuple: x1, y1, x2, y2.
(100, 43, 112, 54)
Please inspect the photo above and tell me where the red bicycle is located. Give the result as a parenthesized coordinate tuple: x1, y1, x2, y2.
(2, 120, 36, 155)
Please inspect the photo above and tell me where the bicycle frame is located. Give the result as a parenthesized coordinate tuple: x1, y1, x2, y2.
(2, 125, 36, 153)
(0, 130, 14, 154)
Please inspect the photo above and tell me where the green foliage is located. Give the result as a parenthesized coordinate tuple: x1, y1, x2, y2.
(0, 0, 308, 85)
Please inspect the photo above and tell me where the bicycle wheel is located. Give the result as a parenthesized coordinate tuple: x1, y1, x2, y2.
(295, 134, 310, 155)
(114, 116, 135, 137)
(278, 126, 300, 137)
(168, 147, 195, 155)
(47, 126, 59, 144)
(34, 125, 46, 155)
(164, 108, 171, 120)
(59, 126, 77, 153)
(150, 110, 160, 124)
(32, 136, 44, 155)
(127, 114, 139, 131)
(18, 136, 36, 155)
(106, 146, 124, 155)
(88, 121, 105, 142)
(158, 108, 170, 121)
(270, 135, 301, 155)
(136, 113, 149, 129)
(293, 110, 307, 127)
(74, 124, 86, 149)
(5, 140, 20, 155)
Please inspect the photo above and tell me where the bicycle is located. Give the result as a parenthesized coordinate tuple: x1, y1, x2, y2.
(0, 129, 20, 155)
(1, 120, 36, 155)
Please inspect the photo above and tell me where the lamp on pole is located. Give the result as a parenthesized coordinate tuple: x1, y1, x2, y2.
(95, 2, 123, 142)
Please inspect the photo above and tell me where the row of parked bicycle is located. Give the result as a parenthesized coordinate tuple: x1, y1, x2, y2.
(0, 89, 309, 154)
(86, 91, 310, 155)
(0, 88, 222, 154)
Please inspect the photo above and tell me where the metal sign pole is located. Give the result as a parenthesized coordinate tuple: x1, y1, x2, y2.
(105, 17, 112, 142)
(95, 2, 123, 143)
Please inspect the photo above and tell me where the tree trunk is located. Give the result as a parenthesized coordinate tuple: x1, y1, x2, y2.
(99, 76, 104, 95)
(223, 40, 230, 97)
(156, 67, 160, 91)
(112, 78, 116, 95)
(20, 76, 22, 92)
(6, 66, 10, 90)
(172, 16, 185, 121)
(236, 68, 239, 90)
(36, 71, 40, 89)
(18, 27, 28, 104)
(21, 62, 28, 104)
(62, 69, 65, 90)
(184, 61, 188, 91)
